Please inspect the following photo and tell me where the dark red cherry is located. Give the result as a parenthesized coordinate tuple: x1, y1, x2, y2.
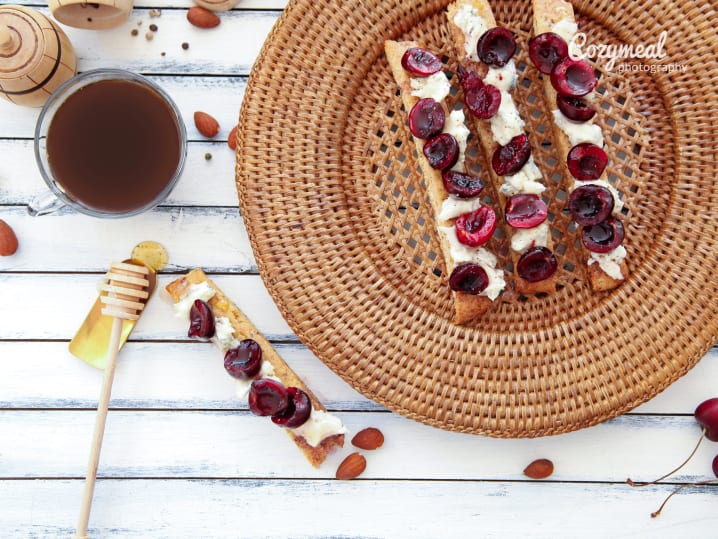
(477, 27, 516, 67)
(517, 246, 558, 282)
(492, 133, 532, 176)
(408, 98, 445, 139)
(248, 378, 289, 417)
(442, 170, 484, 198)
(551, 57, 597, 97)
(455, 206, 497, 247)
(271, 387, 312, 428)
(423, 133, 459, 171)
(528, 32, 568, 74)
(568, 184, 614, 226)
(456, 64, 484, 93)
(713, 455, 718, 479)
(567, 143, 608, 181)
(695, 398, 718, 442)
(581, 216, 625, 253)
(401, 47, 443, 76)
(188, 299, 215, 339)
(224, 339, 263, 380)
(557, 95, 596, 122)
(505, 194, 548, 229)
(465, 83, 501, 119)
(449, 263, 489, 294)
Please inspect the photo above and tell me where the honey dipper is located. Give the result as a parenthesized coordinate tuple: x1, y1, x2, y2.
(75, 262, 151, 539)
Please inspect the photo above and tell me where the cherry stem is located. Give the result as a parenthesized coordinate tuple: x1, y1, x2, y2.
(627, 428, 706, 487)
(651, 478, 718, 518)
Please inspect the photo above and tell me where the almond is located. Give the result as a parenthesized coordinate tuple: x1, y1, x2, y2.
(187, 6, 220, 28)
(227, 125, 237, 150)
(0, 220, 18, 256)
(194, 111, 220, 138)
(351, 427, 384, 450)
(335, 452, 366, 480)
(523, 458, 554, 479)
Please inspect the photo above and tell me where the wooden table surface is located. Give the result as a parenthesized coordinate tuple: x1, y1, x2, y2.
(1, 1, 717, 537)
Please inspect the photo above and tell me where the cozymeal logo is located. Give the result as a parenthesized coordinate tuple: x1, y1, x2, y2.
(567, 30, 685, 74)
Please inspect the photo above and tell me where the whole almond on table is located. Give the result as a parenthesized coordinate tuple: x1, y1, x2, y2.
(335, 452, 366, 480)
(351, 427, 384, 450)
(0, 219, 18, 256)
(194, 111, 220, 138)
(523, 458, 554, 479)
(187, 6, 220, 28)
(227, 125, 237, 150)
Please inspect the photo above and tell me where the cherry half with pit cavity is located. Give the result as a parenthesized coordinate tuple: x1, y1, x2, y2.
(271, 387, 312, 428)
(188, 299, 215, 339)
(248, 378, 290, 417)
(477, 27, 517, 67)
(442, 170, 484, 198)
(581, 216, 625, 253)
(550, 57, 597, 97)
(567, 142, 608, 181)
(568, 184, 614, 226)
(224, 339, 262, 380)
(449, 263, 489, 294)
(423, 133, 459, 171)
(401, 47, 443, 77)
(528, 32, 568, 74)
(409, 98, 445, 139)
(516, 246, 557, 282)
(455, 206, 497, 247)
(505, 194, 548, 229)
(557, 95, 596, 122)
(492, 133, 532, 176)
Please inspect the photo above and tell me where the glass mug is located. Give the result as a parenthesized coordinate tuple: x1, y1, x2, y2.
(30, 69, 187, 218)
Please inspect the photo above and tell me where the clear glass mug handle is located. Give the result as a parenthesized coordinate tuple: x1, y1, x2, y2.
(27, 190, 65, 216)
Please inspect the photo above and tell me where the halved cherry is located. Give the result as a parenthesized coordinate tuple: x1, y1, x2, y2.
(492, 133, 532, 176)
(271, 387, 312, 428)
(188, 299, 215, 339)
(505, 194, 548, 229)
(224, 339, 262, 380)
(477, 27, 516, 67)
(567, 143, 608, 181)
(409, 98, 445, 139)
(528, 32, 569, 74)
(557, 95, 596, 122)
(550, 57, 597, 97)
(456, 64, 484, 93)
(517, 246, 558, 282)
(568, 184, 614, 225)
(449, 263, 489, 294)
(465, 83, 501, 119)
(401, 47, 443, 76)
(423, 133, 459, 171)
(248, 378, 290, 417)
(442, 170, 484, 198)
(455, 206, 497, 247)
(582, 216, 625, 253)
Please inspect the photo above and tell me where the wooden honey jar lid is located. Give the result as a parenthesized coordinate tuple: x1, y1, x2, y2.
(0, 5, 77, 107)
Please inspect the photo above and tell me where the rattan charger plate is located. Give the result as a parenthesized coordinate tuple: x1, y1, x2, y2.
(236, 0, 718, 437)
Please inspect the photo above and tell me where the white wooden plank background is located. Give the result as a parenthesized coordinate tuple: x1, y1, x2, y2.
(1, 0, 716, 537)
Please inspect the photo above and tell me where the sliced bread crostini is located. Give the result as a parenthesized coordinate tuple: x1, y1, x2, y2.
(166, 268, 346, 468)
(385, 39, 506, 324)
(530, 0, 627, 291)
(446, 0, 558, 295)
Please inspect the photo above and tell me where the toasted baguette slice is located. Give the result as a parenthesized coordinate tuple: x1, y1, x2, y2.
(385, 39, 504, 324)
(446, 0, 557, 295)
(166, 268, 345, 467)
(532, 0, 627, 291)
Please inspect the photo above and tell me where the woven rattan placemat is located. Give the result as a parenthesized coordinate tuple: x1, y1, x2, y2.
(236, 0, 718, 437)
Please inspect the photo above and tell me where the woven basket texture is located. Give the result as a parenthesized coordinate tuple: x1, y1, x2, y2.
(236, 0, 718, 437)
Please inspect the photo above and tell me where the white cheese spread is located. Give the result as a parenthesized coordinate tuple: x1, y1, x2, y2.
(173, 282, 216, 319)
(588, 245, 627, 280)
(499, 157, 546, 196)
(291, 409, 349, 448)
(444, 109, 471, 171)
(552, 18, 578, 44)
(211, 316, 240, 353)
(439, 196, 483, 222)
(452, 3, 488, 62)
(484, 61, 518, 92)
(410, 71, 451, 102)
(510, 222, 550, 254)
(491, 92, 524, 145)
(552, 110, 603, 148)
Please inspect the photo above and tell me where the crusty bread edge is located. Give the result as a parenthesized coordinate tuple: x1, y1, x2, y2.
(532, 0, 627, 291)
(446, 0, 557, 295)
(165, 268, 344, 468)
(385, 39, 498, 324)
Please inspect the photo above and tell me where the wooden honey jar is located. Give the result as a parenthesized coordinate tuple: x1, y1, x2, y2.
(0, 5, 77, 107)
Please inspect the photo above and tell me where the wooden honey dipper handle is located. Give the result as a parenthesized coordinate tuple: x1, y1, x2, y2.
(75, 262, 150, 539)
(0, 24, 15, 51)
